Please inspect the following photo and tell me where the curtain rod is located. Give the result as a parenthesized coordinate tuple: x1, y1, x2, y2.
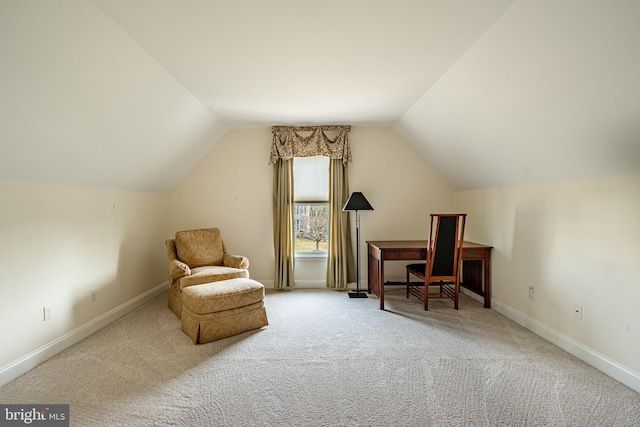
(272, 125, 351, 132)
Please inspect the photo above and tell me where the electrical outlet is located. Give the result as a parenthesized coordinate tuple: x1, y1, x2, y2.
(90, 289, 96, 302)
(574, 305, 582, 320)
(261, 260, 267, 269)
(43, 306, 53, 321)
(528, 287, 535, 300)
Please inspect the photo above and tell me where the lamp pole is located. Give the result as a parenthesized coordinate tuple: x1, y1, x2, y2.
(348, 209, 366, 297)
(343, 192, 373, 299)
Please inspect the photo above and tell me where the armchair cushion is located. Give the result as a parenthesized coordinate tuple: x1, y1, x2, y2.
(175, 228, 224, 268)
(180, 266, 249, 290)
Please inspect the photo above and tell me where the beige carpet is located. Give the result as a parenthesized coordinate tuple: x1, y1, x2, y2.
(1, 287, 639, 426)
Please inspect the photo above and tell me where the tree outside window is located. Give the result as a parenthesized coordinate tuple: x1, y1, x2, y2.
(295, 204, 328, 253)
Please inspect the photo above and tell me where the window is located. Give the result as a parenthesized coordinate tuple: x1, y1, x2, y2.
(293, 156, 329, 257)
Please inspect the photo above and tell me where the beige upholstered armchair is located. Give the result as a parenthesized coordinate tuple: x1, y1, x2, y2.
(166, 228, 249, 318)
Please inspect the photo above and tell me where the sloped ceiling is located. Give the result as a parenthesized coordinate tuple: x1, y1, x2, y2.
(395, 0, 640, 189)
(1, 0, 638, 192)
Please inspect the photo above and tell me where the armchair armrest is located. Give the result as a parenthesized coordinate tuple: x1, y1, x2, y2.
(223, 253, 249, 269)
(168, 259, 191, 280)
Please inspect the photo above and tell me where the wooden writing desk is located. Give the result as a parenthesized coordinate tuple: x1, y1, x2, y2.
(367, 240, 492, 310)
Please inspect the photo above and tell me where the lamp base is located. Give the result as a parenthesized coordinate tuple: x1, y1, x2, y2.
(348, 292, 368, 298)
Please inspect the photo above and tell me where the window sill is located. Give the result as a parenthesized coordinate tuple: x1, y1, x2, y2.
(295, 252, 328, 261)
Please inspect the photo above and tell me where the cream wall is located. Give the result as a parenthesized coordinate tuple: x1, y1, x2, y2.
(0, 180, 169, 374)
(3, 131, 638, 394)
(455, 174, 640, 387)
(168, 127, 455, 286)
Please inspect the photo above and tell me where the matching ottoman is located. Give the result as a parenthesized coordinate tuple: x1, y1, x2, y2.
(180, 278, 268, 344)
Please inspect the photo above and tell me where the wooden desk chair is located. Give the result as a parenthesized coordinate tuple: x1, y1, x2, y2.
(406, 214, 466, 310)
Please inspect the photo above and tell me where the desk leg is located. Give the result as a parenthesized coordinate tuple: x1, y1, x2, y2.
(484, 253, 491, 308)
(367, 252, 374, 294)
(378, 257, 385, 310)
(367, 251, 385, 310)
(462, 258, 491, 309)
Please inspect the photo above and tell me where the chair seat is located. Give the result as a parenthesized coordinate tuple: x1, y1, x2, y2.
(406, 263, 426, 278)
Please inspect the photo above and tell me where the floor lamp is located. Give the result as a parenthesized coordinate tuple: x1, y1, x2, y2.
(343, 192, 374, 298)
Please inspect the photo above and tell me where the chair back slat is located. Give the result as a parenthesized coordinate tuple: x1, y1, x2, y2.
(431, 215, 458, 277)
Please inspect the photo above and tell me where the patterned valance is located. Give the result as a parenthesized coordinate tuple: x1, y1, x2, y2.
(269, 125, 352, 164)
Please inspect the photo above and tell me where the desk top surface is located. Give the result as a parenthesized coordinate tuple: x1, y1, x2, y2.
(366, 240, 492, 250)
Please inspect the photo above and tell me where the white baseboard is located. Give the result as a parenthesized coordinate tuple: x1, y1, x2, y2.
(491, 298, 640, 393)
(0, 281, 170, 388)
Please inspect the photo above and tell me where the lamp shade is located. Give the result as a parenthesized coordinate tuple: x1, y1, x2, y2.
(343, 192, 374, 211)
